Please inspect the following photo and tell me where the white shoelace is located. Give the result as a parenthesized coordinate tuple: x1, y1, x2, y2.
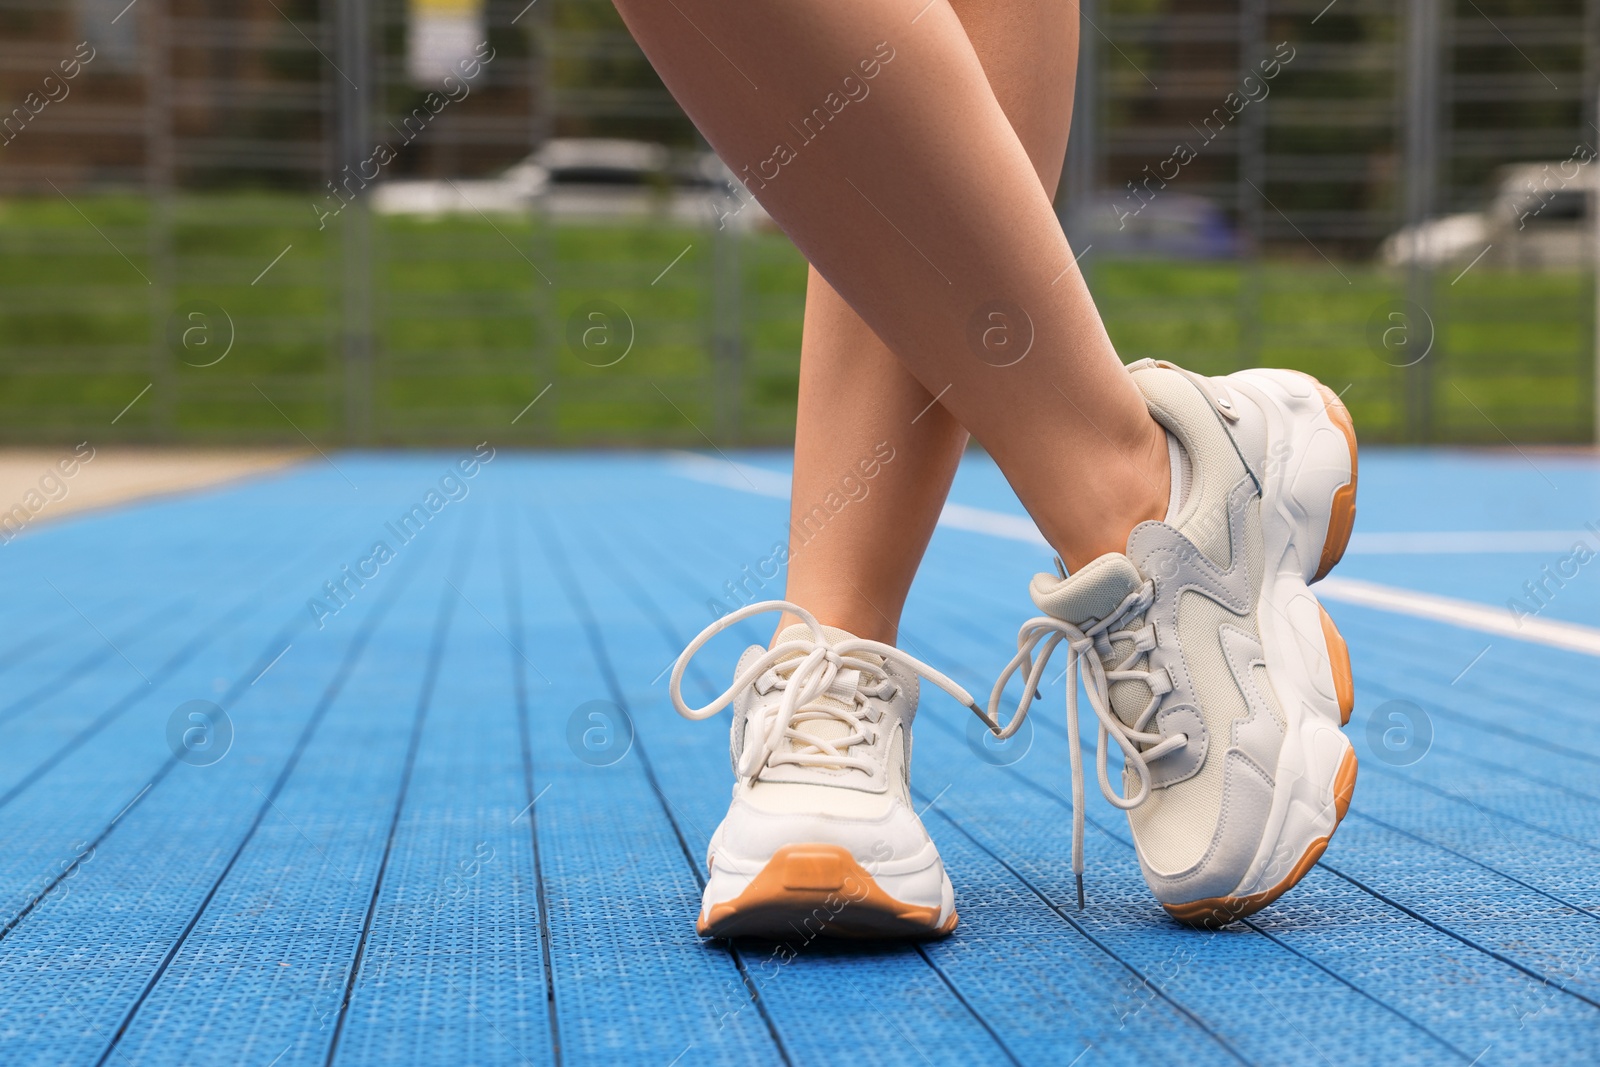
(983, 581, 1189, 908)
(668, 600, 985, 780)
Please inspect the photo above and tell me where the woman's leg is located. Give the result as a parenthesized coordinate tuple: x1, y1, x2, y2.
(615, 0, 1169, 573)
(650, 0, 1364, 933)
(778, 281, 966, 644)
(777, 0, 1081, 645)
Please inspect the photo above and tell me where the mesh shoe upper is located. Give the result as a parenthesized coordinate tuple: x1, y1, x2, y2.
(669, 601, 981, 900)
(988, 363, 1295, 900)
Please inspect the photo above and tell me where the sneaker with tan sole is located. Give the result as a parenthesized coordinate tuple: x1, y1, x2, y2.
(670, 601, 983, 939)
(984, 360, 1358, 927)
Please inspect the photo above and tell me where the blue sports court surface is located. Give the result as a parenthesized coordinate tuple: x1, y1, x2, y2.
(1, 447, 1598, 1066)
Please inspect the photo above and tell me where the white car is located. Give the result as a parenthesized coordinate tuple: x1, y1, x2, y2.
(1381, 159, 1597, 268)
(372, 137, 771, 230)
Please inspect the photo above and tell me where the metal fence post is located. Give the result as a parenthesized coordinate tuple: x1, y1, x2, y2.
(529, 1, 558, 444)
(144, 0, 173, 439)
(1401, 0, 1441, 442)
(711, 213, 743, 444)
(1063, 0, 1099, 269)
(336, 0, 374, 444)
(1590, 21, 1600, 446)
(1237, 0, 1266, 371)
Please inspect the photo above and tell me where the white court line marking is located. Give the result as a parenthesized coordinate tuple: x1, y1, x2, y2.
(1346, 530, 1597, 554)
(936, 501, 1048, 545)
(670, 451, 1053, 542)
(1314, 576, 1600, 658)
(668, 454, 1600, 657)
(669, 451, 790, 498)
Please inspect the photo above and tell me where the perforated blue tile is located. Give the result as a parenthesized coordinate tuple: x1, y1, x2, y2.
(0, 450, 1596, 1065)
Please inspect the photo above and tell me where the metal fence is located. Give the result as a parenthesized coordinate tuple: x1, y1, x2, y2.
(0, 0, 1596, 446)
(1063, 0, 1600, 443)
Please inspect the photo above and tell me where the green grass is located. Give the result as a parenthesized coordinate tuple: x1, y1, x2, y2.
(1092, 259, 1594, 443)
(0, 192, 1591, 445)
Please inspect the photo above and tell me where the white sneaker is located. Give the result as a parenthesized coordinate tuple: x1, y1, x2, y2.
(985, 360, 1358, 927)
(669, 601, 982, 939)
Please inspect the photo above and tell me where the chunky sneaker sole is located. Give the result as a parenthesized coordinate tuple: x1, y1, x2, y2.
(1161, 367, 1358, 928)
(700, 843, 958, 939)
(987, 361, 1359, 928)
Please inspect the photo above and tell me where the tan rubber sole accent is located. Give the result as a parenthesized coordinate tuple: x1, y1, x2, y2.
(1318, 603, 1355, 726)
(1312, 382, 1359, 583)
(1161, 746, 1358, 929)
(698, 845, 958, 940)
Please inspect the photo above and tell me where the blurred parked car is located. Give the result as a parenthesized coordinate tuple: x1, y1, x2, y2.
(1380, 160, 1597, 268)
(373, 137, 772, 229)
(1080, 192, 1237, 259)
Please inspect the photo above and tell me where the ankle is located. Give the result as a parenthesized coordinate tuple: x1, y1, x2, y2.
(771, 606, 897, 647)
(1047, 417, 1171, 572)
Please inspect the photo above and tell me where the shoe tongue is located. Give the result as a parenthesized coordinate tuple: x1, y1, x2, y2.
(1029, 554, 1151, 732)
(1029, 554, 1144, 625)
(772, 623, 883, 668)
(769, 623, 882, 754)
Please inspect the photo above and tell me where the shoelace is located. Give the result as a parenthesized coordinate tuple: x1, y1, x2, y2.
(668, 600, 985, 780)
(983, 580, 1189, 908)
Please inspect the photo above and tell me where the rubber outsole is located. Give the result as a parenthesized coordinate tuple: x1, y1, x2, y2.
(1162, 746, 1358, 928)
(1311, 381, 1358, 583)
(1318, 603, 1355, 726)
(1159, 367, 1360, 929)
(1310, 378, 1356, 729)
(698, 845, 957, 940)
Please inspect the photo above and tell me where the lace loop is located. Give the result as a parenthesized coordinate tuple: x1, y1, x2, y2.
(982, 580, 1187, 907)
(669, 600, 986, 781)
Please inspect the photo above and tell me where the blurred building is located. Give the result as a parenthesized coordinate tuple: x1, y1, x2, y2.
(1059, 0, 1597, 259)
(0, 0, 1591, 258)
